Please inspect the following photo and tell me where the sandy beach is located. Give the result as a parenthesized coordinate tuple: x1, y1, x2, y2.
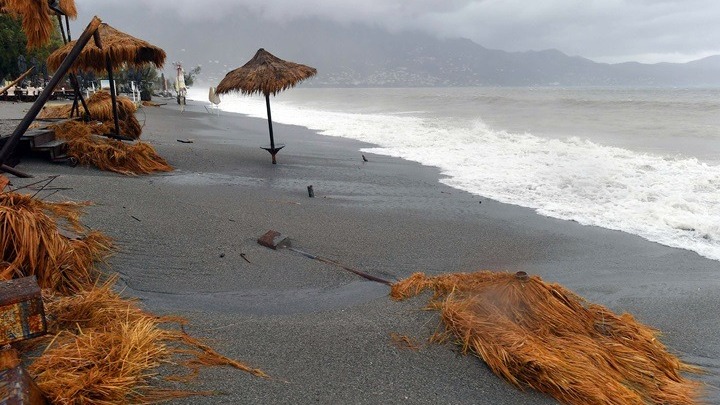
(1, 98, 719, 404)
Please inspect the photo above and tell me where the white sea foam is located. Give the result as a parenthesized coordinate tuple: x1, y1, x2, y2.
(188, 87, 720, 261)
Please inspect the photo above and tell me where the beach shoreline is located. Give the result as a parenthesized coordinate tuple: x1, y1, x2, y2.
(2, 98, 719, 403)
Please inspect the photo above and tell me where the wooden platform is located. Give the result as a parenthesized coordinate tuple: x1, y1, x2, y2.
(0, 125, 76, 166)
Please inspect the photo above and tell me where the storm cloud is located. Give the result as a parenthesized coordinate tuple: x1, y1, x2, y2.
(74, 0, 720, 76)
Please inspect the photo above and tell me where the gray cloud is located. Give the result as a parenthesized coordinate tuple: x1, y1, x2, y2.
(75, 0, 720, 67)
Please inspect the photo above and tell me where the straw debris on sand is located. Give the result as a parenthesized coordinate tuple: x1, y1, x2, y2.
(391, 271, 702, 405)
(0, 191, 112, 294)
(1, 187, 267, 403)
(34, 89, 169, 177)
(30, 278, 268, 404)
(52, 120, 172, 175)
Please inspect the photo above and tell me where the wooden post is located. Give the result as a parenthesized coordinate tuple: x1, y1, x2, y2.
(0, 17, 102, 175)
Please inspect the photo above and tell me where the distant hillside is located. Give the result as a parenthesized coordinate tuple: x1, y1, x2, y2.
(192, 18, 720, 87)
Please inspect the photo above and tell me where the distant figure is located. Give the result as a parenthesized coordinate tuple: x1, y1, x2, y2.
(205, 86, 221, 115)
(174, 63, 187, 112)
(362, 154, 369, 162)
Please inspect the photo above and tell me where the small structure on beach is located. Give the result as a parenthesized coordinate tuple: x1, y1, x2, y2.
(47, 22, 166, 141)
(216, 48, 316, 164)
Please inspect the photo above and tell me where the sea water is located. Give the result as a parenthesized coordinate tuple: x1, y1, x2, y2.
(188, 86, 720, 261)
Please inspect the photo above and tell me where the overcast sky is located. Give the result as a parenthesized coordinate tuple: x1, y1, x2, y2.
(74, 0, 719, 77)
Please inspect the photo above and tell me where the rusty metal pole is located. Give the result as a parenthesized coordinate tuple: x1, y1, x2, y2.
(0, 17, 102, 176)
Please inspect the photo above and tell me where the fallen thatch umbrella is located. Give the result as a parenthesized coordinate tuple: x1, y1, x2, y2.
(38, 90, 143, 139)
(51, 120, 173, 175)
(47, 22, 166, 140)
(0, 0, 77, 48)
(216, 48, 317, 164)
(391, 271, 702, 405)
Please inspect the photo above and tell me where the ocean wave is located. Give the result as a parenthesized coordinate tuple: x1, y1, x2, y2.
(189, 87, 720, 261)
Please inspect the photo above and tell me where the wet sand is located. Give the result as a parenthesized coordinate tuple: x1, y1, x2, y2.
(2, 99, 719, 403)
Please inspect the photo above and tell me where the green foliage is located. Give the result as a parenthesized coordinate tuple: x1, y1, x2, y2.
(113, 65, 159, 91)
(0, 14, 63, 83)
(0, 15, 26, 81)
(183, 65, 201, 87)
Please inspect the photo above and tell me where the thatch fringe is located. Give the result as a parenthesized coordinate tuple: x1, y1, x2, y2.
(0, 0, 54, 48)
(30, 278, 267, 404)
(47, 23, 166, 73)
(0, 191, 112, 294)
(52, 120, 172, 175)
(216, 48, 316, 97)
(391, 271, 703, 405)
(57, 0, 78, 18)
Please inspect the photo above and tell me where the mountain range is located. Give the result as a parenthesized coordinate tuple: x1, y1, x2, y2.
(187, 18, 720, 88)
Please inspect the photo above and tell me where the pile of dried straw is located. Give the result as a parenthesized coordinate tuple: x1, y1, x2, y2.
(37, 103, 74, 120)
(38, 91, 143, 138)
(30, 278, 268, 404)
(0, 191, 112, 294)
(2, 183, 265, 402)
(391, 271, 702, 405)
(52, 120, 172, 175)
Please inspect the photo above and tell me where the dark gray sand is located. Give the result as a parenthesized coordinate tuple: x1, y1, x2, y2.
(2, 99, 719, 404)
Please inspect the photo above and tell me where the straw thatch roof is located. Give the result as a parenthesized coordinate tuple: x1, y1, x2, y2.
(0, 0, 77, 48)
(47, 22, 166, 72)
(216, 48, 316, 96)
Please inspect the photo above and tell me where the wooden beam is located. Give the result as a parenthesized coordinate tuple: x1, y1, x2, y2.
(0, 67, 34, 96)
(0, 16, 102, 175)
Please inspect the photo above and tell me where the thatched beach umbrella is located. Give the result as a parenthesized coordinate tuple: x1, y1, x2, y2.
(0, 0, 77, 48)
(47, 22, 166, 139)
(216, 48, 317, 164)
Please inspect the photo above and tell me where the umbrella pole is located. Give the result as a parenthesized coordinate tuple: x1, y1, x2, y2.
(92, 30, 122, 139)
(265, 93, 277, 164)
(105, 57, 121, 137)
